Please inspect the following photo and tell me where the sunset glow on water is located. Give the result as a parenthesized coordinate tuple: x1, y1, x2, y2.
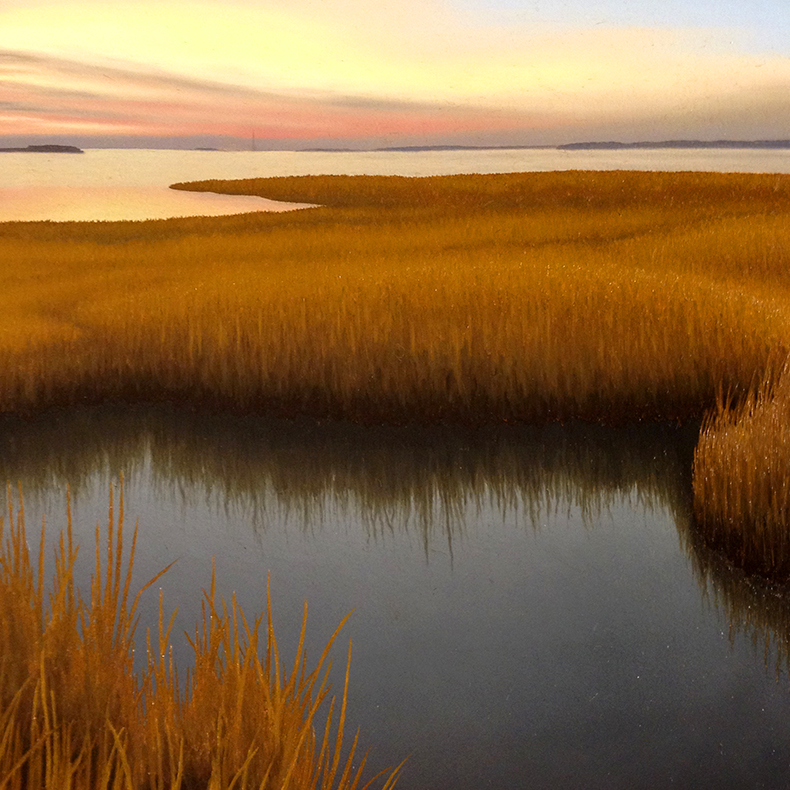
(2, 147, 790, 222)
(0, 185, 306, 221)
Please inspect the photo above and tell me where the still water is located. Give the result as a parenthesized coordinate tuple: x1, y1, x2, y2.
(1, 147, 790, 221)
(4, 406, 790, 789)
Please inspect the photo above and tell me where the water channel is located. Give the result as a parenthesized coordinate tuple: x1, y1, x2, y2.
(4, 405, 790, 789)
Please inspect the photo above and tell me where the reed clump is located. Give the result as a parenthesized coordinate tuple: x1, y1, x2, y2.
(0, 485, 399, 789)
(693, 358, 790, 579)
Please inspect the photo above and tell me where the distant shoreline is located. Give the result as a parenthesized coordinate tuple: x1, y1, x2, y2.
(367, 141, 790, 153)
(2, 141, 789, 155)
(297, 141, 790, 153)
(0, 144, 83, 154)
(556, 140, 790, 151)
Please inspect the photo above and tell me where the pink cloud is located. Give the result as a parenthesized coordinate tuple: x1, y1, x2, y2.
(1, 49, 543, 141)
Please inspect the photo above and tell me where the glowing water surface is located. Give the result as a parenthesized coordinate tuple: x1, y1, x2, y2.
(5, 406, 790, 790)
(2, 147, 790, 221)
(0, 184, 308, 222)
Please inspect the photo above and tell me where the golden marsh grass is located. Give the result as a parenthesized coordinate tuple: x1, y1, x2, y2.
(693, 358, 790, 578)
(1, 171, 790, 424)
(0, 485, 401, 789)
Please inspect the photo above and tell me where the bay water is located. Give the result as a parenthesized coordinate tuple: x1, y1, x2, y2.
(1, 147, 789, 221)
(4, 407, 790, 789)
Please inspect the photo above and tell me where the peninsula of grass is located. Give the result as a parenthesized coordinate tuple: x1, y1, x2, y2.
(2, 169, 790, 573)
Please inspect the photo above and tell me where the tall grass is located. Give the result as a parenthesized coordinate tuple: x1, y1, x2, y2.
(4, 170, 790, 573)
(693, 358, 790, 579)
(0, 485, 400, 789)
(1, 171, 789, 424)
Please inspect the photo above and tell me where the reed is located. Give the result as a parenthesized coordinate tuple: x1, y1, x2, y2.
(4, 170, 790, 574)
(0, 485, 400, 789)
(1, 171, 789, 424)
(692, 357, 790, 579)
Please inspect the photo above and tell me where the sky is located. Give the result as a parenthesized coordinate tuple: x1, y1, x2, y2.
(1, 0, 789, 148)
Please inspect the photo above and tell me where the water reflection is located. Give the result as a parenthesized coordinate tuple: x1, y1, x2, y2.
(683, 526, 790, 680)
(10, 403, 790, 683)
(0, 186, 308, 222)
(0, 404, 698, 543)
(4, 406, 790, 788)
(5, 148, 790, 222)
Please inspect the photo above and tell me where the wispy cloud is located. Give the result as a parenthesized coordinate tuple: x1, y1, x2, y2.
(0, 49, 538, 140)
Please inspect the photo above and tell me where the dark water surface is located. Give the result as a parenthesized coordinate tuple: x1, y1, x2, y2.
(3, 405, 790, 789)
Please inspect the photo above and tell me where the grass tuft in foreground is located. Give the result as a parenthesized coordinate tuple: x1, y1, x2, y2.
(0, 484, 400, 790)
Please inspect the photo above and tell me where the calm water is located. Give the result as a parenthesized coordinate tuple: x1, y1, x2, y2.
(5, 406, 790, 789)
(1, 147, 790, 221)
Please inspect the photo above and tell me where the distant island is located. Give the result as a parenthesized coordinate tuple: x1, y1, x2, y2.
(0, 144, 83, 153)
(374, 144, 551, 152)
(558, 140, 790, 150)
(301, 147, 356, 153)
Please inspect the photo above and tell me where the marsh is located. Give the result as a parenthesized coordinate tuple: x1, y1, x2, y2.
(3, 154, 790, 788)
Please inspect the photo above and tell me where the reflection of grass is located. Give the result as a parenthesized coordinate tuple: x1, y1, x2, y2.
(0, 486, 400, 789)
(1, 171, 789, 423)
(682, 523, 790, 680)
(0, 405, 697, 543)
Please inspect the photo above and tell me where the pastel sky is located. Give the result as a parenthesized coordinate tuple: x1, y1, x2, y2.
(1, 0, 789, 147)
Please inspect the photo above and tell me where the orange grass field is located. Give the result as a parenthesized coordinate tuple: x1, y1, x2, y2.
(2, 171, 790, 553)
(0, 485, 403, 789)
(1, 171, 789, 426)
